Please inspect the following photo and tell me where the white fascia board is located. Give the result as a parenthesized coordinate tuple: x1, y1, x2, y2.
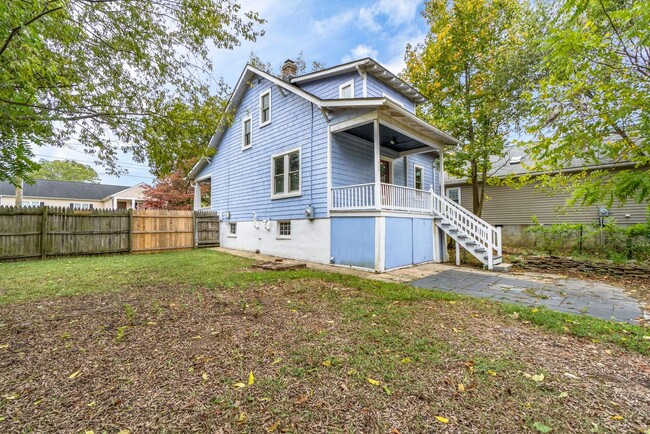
(290, 59, 373, 83)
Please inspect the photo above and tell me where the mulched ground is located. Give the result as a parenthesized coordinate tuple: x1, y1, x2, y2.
(1, 280, 649, 433)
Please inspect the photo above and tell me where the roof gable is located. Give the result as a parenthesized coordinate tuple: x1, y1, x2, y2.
(290, 58, 426, 104)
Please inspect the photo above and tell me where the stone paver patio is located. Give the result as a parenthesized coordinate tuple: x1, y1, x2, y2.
(411, 269, 644, 323)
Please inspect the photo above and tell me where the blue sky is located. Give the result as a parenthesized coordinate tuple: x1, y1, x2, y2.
(39, 0, 428, 186)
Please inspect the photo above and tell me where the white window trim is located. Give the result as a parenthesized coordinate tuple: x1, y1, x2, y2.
(242, 115, 252, 150)
(414, 164, 424, 190)
(380, 156, 394, 184)
(339, 79, 355, 99)
(259, 89, 272, 127)
(227, 222, 237, 238)
(446, 187, 461, 204)
(277, 220, 291, 240)
(271, 147, 302, 199)
(383, 93, 405, 108)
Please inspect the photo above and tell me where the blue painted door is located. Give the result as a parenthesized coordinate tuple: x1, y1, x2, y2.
(412, 219, 433, 264)
(331, 217, 375, 269)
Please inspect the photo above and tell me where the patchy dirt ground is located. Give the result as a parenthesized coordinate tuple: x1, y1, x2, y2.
(1, 280, 649, 433)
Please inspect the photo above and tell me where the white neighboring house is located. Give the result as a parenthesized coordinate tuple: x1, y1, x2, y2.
(0, 179, 146, 210)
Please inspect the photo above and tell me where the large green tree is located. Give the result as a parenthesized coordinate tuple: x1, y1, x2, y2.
(32, 159, 100, 183)
(404, 0, 542, 216)
(0, 0, 263, 184)
(528, 0, 650, 206)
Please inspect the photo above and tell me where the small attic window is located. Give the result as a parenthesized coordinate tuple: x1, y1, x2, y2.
(509, 156, 523, 164)
(339, 80, 354, 99)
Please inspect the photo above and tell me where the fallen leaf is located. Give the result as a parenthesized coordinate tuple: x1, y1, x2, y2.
(435, 416, 449, 423)
(382, 385, 392, 395)
(248, 371, 255, 386)
(237, 412, 247, 424)
(68, 370, 81, 379)
(117, 430, 130, 434)
(202, 373, 208, 382)
(487, 370, 497, 376)
(233, 382, 246, 388)
(146, 321, 156, 325)
(401, 357, 412, 364)
(367, 378, 380, 386)
(3, 393, 18, 400)
(192, 335, 202, 340)
(558, 392, 568, 399)
(531, 308, 539, 313)
(0, 344, 8, 349)
(294, 395, 309, 405)
(610, 415, 624, 421)
(87, 401, 96, 407)
(347, 368, 358, 376)
(457, 383, 465, 392)
(271, 358, 282, 365)
(532, 422, 552, 432)
(85, 431, 95, 434)
(266, 420, 281, 432)
(531, 373, 545, 383)
(322, 360, 331, 367)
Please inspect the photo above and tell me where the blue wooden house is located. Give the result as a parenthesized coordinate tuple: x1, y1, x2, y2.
(188, 58, 503, 270)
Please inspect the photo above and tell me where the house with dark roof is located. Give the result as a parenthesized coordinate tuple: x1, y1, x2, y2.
(444, 147, 649, 244)
(187, 58, 507, 271)
(0, 179, 146, 210)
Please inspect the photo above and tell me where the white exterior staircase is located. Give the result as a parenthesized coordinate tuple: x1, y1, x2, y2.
(432, 192, 503, 270)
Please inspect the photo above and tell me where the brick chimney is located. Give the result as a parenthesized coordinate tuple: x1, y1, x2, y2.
(281, 59, 297, 81)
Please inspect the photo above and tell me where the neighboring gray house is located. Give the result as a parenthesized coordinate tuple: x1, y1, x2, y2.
(0, 179, 146, 209)
(444, 147, 649, 244)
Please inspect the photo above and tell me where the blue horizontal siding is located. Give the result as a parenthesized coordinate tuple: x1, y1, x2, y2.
(207, 78, 328, 221)
(299, 72, 360, 100)
(366, 75, 416, 113)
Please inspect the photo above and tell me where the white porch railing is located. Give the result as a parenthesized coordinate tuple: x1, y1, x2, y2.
(380, 183, 432, 213)
(330, 183, 433, 213)
(331, 183, 376, 210)
(432, 191, 502, 259)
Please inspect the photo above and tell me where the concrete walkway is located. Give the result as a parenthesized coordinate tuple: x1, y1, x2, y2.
(213, 247, 646, 324)
(411, 270, 645, 324)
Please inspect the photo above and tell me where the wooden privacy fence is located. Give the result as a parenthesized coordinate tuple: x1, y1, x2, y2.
(0, 206, 220, 261)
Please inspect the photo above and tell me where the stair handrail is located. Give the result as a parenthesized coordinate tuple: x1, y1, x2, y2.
(432, 191, 502, 257)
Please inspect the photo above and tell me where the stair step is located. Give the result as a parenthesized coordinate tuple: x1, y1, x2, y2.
(448, 226, 458, 232)
(440, 221, 451, 226)
(483, 255, 503, 265)
(465, 240, 476, 246)
(457, 233, 467, 239)
(474, 246, 486, 253)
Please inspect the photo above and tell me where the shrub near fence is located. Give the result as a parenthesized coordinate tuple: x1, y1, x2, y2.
(0, 206, 219, 261)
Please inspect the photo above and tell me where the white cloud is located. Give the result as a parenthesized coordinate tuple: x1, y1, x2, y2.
(358, 0, 422, 32)
(313, 11, 355, 36)
(342, 44, 379, 63)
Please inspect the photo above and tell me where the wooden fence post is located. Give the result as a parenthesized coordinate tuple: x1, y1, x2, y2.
(41, 206, 48, 260)
(192, 211, 197, 249)
(128, 209, 133, 253)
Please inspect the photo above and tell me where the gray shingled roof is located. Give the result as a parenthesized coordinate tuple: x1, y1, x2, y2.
(445, 146, 628, 185)
(0, 179, 132, 200)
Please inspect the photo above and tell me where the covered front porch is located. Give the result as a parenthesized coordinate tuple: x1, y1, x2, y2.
(326, 103, 447, 216)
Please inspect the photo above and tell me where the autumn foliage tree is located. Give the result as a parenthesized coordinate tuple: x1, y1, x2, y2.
(404, 0, 542, 216)
(143, 169, 210, 210)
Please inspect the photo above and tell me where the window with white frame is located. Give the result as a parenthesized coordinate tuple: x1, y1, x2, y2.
(278, 221, 291, 238)
(229, 222, 237, 236)
(24, 200, 44, 207)
(71, 203, 93, 210)
(414, 165, 424, 190)
(272, 149, 300, 198)
(259, 90, 271, 126)
(242, 116, 252, 149)
(446, 187, 461, 205)
(339, 80, 354, 99)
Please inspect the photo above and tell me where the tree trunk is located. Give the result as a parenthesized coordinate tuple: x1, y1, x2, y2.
(15, 178, 23, 207)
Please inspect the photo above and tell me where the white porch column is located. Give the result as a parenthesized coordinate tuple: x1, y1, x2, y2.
(374, 119, 381, 210)
(112, 197, 117, 209)
(193, 182, 201, 210)
(131, 199, 136, 209)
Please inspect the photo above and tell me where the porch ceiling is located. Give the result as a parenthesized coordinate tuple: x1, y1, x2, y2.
(344, 123, 431, 153)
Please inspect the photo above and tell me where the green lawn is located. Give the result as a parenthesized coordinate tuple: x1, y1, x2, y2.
(0, 250, 648, 433)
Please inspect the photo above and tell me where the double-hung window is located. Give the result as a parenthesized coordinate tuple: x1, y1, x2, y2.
(446, 187, 461, 205)
(272, 149, 300, 198)
(278, 221, 291, 239)
(414, 165, 424, 190)
(259, 90, 271, 126)
(242, 116, 252, 149)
